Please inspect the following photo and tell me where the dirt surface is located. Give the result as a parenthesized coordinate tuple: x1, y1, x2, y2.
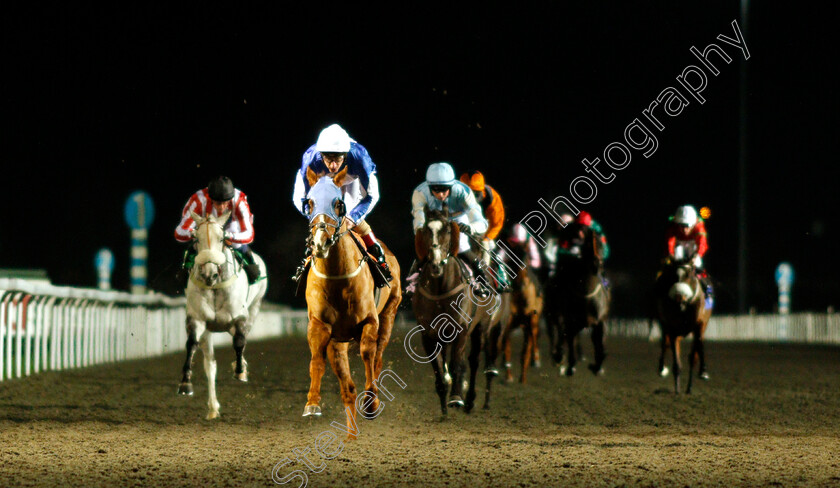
(1, 329, 840, 487)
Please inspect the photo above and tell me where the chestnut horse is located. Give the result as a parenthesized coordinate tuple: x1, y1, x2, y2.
(410, 208, 504, 414)
(498, 234, 543, 384)
(544, 224, 610, 376)
(301, 167, 401, 437)
(654, 255, 712, 394)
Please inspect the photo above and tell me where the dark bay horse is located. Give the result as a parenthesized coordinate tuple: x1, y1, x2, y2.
(497, 232, 543, 384)
(544, 224, 610, 376)
(654, 256, 712, 394)
(301, 166, 402, 437)
(410, 208, 503, 414)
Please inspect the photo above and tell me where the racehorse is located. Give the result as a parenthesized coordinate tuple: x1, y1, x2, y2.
(412, 207, 503, 414)
(544, 223, 609, 376)
(302, 166, 401, 438)
(497, 233, 543, 384)
(654, 254, 712, 394)
(177, 211, 268, 420)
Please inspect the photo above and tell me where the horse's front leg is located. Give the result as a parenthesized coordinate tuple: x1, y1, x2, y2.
(178, 316, 201, 395)
(327, 341, 358, 440)
(358, 315, 382, 418)
(563, 326, 577, 376)
(447, 330, 470, 409)
(658, 334, 670, 377)
(588, 320, 606, 376)
(501, 317, 515, 383)
(483, 321, 502, 410)
(303, 316, 331, 417)
(199, 330, 220, 419)
(464, 325, 483, 413)
(671, 335, 682, 394)
(422, 333, 448, 415)
(696, 330, 709, 380)
(520, 313, 539, 383)
(231, 316, 249, 382)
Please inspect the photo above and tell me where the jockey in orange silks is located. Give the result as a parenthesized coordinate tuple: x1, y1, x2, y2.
(459, 170, 511, 291)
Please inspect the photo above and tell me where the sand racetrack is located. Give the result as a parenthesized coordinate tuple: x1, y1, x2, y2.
(1, 328, 839, 487)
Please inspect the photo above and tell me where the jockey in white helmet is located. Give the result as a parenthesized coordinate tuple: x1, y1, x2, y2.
(292, 124, 392, 286)
(408, 162, 491, 297)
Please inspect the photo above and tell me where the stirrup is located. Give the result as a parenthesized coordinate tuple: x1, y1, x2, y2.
(292, 257, 310, 282)
(470, 279, 490, 299)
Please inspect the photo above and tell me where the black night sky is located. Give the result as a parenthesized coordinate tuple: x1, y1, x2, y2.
(2, 3, 837, 315)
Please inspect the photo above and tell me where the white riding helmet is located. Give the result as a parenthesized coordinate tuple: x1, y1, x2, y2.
(426, 162, 456, 186)
(674, 205, 698, 227)
(315, 124, 352, 153)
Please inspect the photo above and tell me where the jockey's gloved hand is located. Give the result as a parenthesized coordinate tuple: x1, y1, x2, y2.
(457, 222, 473, 235)
(224, 232, 234, 244)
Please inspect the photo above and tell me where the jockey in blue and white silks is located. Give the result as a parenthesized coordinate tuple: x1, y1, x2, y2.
(407, 162, 492, 297)
(411, 165, 488, 254)
(292, 124, 392, 284)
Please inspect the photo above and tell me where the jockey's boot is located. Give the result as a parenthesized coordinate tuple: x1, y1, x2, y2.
(697, 268, 714, 300)
(176, 245, 197, 288)
(235, 247, 261, 285)
(366, 241, 393, 288)
(292, 246, 311, 283)
(461, 251, 491, 299)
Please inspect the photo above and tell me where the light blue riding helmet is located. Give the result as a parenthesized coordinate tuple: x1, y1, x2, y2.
(426, 162, 456, 186)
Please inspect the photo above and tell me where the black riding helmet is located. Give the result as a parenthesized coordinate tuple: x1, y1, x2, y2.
(208, 176, 235, 201)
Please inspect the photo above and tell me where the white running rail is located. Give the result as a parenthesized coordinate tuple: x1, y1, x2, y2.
(0, 279, 309, 382)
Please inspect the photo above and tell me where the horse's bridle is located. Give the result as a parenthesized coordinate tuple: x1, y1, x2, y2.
(191, 219, 239, 289)
(308, 214, 350, 254)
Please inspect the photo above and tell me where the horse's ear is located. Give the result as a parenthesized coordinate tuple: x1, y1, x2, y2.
(306, 166, 323, 188)
(332, 166, 350, 187)
(415, 229, 427, 261)
(190, 211, 203, 224)
(449, 221, 461, 256)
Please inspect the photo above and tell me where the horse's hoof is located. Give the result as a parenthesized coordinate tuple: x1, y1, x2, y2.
(448, 396, 465, 408)
(699, 371, 710, 381)
(559, 365, 566, 376)
(302, 405, 322, 417)
(659, 367, 670, 377)
(562, 366, 576, 377)
(533, 359, 542, 369)
(234, 372, 248, 382)
(484, 367, 500, 377)
(206, 411, 219, 420)
(588, 364, 605, 376)
(177, 383, 194, 396)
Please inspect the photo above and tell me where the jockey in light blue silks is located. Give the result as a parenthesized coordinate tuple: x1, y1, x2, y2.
(407, 162, 491, 298)
(292, 124, 393, 285)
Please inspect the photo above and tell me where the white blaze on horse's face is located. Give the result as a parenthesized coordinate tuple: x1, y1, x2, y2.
(427, 220, 445, 277)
